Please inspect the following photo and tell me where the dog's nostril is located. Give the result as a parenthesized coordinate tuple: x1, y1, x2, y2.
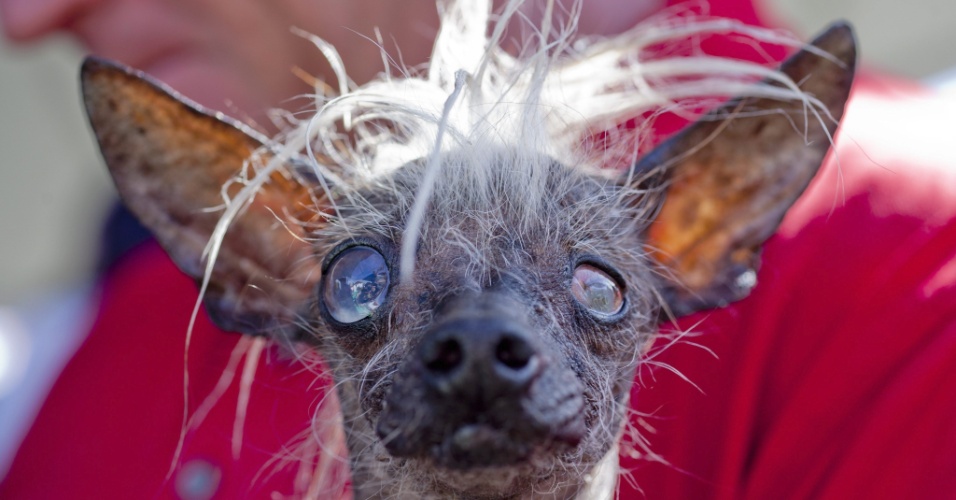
(424, 338, 463, 373)
(495, 334, 534, 370)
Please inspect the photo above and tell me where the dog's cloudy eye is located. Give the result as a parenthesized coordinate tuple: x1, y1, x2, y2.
(571, 264, 623, 316)
(324, 246, 390, 324)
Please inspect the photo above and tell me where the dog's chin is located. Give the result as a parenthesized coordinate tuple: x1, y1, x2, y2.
(412, 455, 559, 499)
(393, 437, 595, 499)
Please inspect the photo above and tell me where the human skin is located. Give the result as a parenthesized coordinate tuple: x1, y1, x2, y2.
(0, 0, 660, 123)
(0, 0, 440, 127)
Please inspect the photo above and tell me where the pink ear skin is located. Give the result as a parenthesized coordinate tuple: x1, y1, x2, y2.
(82, 57, 322, 335)
(633, 23, 857, 318)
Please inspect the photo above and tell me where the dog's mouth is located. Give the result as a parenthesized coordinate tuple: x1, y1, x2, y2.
(376, 372, 587, 470)
(427, 413, 584, 469)
(438, 423, 533, 467)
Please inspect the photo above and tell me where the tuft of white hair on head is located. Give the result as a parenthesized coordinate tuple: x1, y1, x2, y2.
(271, 0, 821, 210)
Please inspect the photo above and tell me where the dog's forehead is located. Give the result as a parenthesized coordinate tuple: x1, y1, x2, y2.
(348, 154, 633, 242)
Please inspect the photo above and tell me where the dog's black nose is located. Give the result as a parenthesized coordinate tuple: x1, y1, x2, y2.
(418, 318, 541, 400)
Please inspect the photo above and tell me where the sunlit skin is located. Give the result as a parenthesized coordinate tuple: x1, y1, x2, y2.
(0, 0, 660, 124)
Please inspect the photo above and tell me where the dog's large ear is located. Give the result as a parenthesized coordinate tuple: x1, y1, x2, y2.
(630, 23, 856, 318)
(82, 58, 321, 335)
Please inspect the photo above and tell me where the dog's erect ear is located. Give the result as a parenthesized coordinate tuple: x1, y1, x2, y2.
(630, 23, 856, 318)
(82, 57, 321, 335)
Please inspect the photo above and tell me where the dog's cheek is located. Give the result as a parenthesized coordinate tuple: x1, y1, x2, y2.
(359, 372, 387, 419)
(358, 355, 406, 422)
(564, 319, 641, 419)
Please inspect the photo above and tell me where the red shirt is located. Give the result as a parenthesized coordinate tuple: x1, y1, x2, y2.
(621, 76, 956, 499)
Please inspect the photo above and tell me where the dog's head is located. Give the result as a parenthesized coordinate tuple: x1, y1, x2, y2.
(81, 9, 854, 498)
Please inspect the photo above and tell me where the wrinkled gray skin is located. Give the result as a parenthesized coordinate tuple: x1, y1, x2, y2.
(306, 156, 658, 498)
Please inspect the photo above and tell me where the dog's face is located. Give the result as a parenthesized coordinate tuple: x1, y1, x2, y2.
(81, 21, 854, 499)
(308, 155, 659, 496)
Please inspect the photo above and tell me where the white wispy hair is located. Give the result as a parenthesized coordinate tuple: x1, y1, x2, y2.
(280, 0, 810, 279)
(198, 0, 816, 290)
